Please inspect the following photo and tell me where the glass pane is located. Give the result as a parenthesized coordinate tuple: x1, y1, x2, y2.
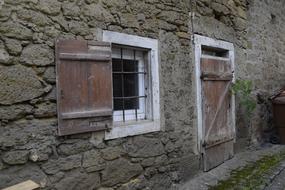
(125, 98, 139, 110)
(124, 74, 138, 97)
(112, 58, 122, 72)
(114, 99, 123, 111)
(124, 60, 138, 72)
(113, 74, 122, 97)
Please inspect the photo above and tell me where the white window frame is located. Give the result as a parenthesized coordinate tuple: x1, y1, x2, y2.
(112, 48, 146, 121)
(194, 34, 236, 153)
(103, 31, 160, 140)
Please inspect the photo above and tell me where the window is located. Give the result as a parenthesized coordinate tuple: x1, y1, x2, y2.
(103, 31, 161, 140)
(55, 32, 160, 138)
(112, 46, 147, 122)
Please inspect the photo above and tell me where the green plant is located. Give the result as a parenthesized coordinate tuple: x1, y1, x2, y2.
(231, 80, 256, 119)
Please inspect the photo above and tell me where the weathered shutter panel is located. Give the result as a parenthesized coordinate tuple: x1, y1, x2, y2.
(201, 57, 234, 171)
(56, 39, 113, 136)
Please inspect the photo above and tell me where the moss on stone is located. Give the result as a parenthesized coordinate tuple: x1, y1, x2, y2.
(209, 151, 285, 190)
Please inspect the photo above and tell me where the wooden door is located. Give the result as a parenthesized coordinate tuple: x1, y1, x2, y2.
(201, 56, 234, 171)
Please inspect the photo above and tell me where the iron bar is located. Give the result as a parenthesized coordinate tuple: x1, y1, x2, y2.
(113, 95, 146, 99)
(144, 52, 147, 120)
(134, 49, 138, 121)
(120, 48, 125, 122)
(113, 71, 146, 74)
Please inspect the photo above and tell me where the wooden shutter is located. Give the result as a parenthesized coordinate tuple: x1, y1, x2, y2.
(56, 39, 113, 136)
(201, 56, 234, 171)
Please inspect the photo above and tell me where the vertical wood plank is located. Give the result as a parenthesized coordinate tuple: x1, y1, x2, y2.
(56, 40, 113, 136)
(201, 57, 234, 171)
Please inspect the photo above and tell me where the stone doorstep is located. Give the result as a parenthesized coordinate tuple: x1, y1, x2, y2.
(177, 145, 285, 190)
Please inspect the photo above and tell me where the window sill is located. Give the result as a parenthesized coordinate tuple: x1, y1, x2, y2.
(104, 119, 160, 140)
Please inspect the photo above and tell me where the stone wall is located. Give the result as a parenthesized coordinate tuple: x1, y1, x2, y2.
(246, 0, 285, 144)
(0, 1, 196, 189)
(0, 0, 284, 189)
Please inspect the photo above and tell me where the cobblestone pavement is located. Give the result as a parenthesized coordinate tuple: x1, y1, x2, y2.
(178, 144, 285, 190)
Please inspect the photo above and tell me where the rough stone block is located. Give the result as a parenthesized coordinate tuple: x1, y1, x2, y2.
(0, 119, 57, 151)
(29, 148, 51, 162)
(144, 167, 157, 178)
(157, 11, 183, 25)
(233, 17, 247, 31)
(43, 67, 56, 84)
(62, 2, 80, 17)
(2, 150, 29, 165)
(102, 158, 143, 186)
(117, 175, 146, 190)
(0, 161, 3, 171)
(165, 141, 176, 153)
(0, 65, 51, 105)
(101, 146, 125, 161)
(58, 141, 93, 156)
(35, 0, 61, 16)
(44, 86, 56, 101)
(68, 21, 90, 36)
(141, 157, 156, 167)
(123, 136, 165, 158)
(158, 20, 177, 31)
(47, 14, 69, 31)
(54, 171, 100, 190)
(41, 155, 81, 175)
(21, 44, 54, 66)
(0, 22, 33, 40)
(0, 5, 11, 22)
(98, 188, 114, 190)
(197, 3, 214, 16)
(0, 165, 47, 189)
(49, 171, 65, 184)
(4, 38, 22, 55)
(17, 9, 52, 27)
(81, 4, 114, 22)
(82, 150, 105, 172)
(236, 6, 247, 19)
(154, 155, 168, 166)
(4, 0, 38, 5)
(212, 2, 230, 15)
(34, 102, 56, 118)
(120, 13, 139, 28)
(148, 173, 172, 190)
(0, 104, 33, 121)
(0, 48, 9, 64)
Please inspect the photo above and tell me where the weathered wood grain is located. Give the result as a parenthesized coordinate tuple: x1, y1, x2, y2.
(56, 39, 113, 136)
(201, 57, 234, 171)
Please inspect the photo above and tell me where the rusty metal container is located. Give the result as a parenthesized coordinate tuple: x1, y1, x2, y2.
(271, 90, 285, 144)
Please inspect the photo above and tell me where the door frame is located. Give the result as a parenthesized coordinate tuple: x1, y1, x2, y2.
(194, 34, 236, 153)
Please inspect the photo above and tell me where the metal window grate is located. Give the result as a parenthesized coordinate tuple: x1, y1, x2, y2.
(112, 47, 147, 122)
